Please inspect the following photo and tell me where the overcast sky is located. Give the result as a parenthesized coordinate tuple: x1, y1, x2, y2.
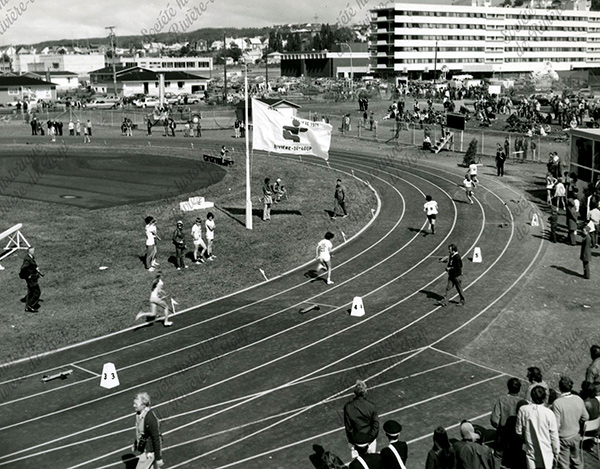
(0, 0, 402, 45)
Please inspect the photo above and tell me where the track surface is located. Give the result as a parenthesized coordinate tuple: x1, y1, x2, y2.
(0, 145, 545, 468)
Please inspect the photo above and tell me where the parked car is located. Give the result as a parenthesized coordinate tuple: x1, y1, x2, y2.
(83, 99, 117, 109)
(134, 97, 160, 108)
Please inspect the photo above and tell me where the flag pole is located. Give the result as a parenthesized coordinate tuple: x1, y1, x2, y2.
(245, 64, 252, 230)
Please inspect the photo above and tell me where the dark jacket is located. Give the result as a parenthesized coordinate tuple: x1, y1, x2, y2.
(453, 440, 496, 469)
(349, 454, 384, 469)
(426, 446, 457, 469)
(447, 252, 463, 278)
(344, 396, 379, 444)
(567, 205, 578, 230)
(172, 227, 185, 247)
(581, 233, 592, 262)
(138, 409, 162, 459)
(20, 254, 39, 280)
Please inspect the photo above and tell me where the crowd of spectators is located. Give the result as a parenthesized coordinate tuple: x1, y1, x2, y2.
(328, 350, 600, 469)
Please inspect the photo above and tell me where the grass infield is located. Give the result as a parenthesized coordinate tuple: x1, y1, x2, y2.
(0, 139, 377, 363)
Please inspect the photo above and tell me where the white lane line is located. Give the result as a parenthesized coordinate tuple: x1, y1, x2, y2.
(428, 346, 519, 378)
(0, 159, 382, 371)
(173, 374, 506, 469)
(70, 364, 100, 378)
(405, 411, 493, 444)
(0, 356, 450, 467)
(7, 159, 510, 462)
(0, 162, 390, 386)
(0, 170, 434, 415)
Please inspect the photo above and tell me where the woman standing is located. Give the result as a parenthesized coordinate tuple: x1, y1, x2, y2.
(425, 427, 456, 469)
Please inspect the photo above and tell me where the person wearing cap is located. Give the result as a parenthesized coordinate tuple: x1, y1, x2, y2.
(380, 420, 407, 469)
(144, 217, 160, 271)
(191, 217, 207, 264)
(516, 386, 559, 469)
(452, 420, 495, 469)
(344, 380, 379, 459)
(172, 221, 187, 270)
(349, 432, 384, 469)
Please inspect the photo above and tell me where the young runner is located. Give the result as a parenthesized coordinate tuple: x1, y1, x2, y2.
(136, 273, 173, 327)
(316, 232, 335, 285)
(462, 174, 475, 205)
(423, 195, 439, 234)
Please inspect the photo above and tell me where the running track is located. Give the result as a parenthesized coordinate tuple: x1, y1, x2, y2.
(0, 145, 546, 468)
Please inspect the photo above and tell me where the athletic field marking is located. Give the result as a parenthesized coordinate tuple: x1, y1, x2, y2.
(304, 302, 341, 309)
(0, 158, 382, 370)
(70, 364, 100, 377)
(0, 170, 406, 409)
(0, 351, 443, 466)
(429, 346, 519, 378)
(2, 156, 536, 464)
(169, 374, 505, 469)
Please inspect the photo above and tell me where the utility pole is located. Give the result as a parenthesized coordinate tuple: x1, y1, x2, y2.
(106, 26, 118, 96)
(223, 32, 228, 104)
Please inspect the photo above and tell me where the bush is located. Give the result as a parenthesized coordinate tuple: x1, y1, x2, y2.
(463, 138, 478, 166)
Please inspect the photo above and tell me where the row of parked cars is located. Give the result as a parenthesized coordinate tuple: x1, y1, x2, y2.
(80, 92, 206, 109)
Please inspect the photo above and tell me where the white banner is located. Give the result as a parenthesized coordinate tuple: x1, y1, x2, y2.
(251, 98, 332, 160)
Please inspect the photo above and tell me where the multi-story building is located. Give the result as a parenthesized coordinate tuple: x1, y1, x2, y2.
(108, 56, 213, 75)
(370, 1, 600, 79)
(280, 43, 370, 78)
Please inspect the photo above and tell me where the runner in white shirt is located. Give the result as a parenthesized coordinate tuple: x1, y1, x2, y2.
(468, 162, 480, 187)
(205, 212, 216, 260)
(136, 274, 173, 327)
(462, 175, 475, 205)
(316, 231, 335, 285)
(423, 195, 439, 235)
(191, 217, 207, 264)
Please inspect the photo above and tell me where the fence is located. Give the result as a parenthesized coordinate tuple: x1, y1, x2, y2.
(303, 110, 571, 167)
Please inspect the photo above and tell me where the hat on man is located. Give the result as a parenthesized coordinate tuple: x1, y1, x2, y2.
(195, 217, 202, 223)
(460, 421, 480, 441)
(383, 420, 402, 437)
(176, 220, 183, 225)
(353, 432, 372, 448)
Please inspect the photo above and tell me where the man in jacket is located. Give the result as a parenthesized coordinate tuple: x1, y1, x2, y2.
(20, 246, 42, 312)
(438, 244, 465, 307)
(380, 420, 408, 469)
(332, 179, 348, 219)
(172, 221, 187, 270)
(452, 421, 496, 469)
(344, 380, 379, 458)
(580, 225, 592, 279)
(133, 392, 164, 468)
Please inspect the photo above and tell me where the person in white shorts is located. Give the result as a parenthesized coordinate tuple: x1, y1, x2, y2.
(467, 162, 480, 187)
(316, 231, 335, 285)
(205, 212, 216, 260)
(191, 217, 207, 264)
(462, 175, 475, 205)
(136, 274, 173, 327)
(423, 195, 438, 234)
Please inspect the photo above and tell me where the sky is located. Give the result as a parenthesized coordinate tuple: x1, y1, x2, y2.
(0, 0, 401, 46)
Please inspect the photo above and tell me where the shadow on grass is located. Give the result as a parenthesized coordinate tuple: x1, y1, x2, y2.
(407, 227, 429, 236)
(550, 265, 582, 278)
(223, 206, 302, 216)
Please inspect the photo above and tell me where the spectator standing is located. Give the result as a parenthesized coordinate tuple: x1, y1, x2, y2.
(580, 381, 600, 420)
(452, 421, 495, 469)
(438, 244, 465, 307)
(19, 247, 42, 312)
(552, 376, 589, 469)
(516, 386, 559, 469)
(172, 220, 187, 270)
(580, 225, 592, 279)
(495, 144, 506, 177)
(316, 232, 335, 285)
(205, 212, 216, 260)
(332, 178, 348, 219)
(491, 377, 522, 459)
(344, 380, 379, 458)
(380, 420, 408, 469)
(86, 119, 92, 137)
(83, 125, 91, 144)
(144, 217, 160, 271)
(131, 392, 164, 468)
(75, 120, 81, 136)
(588, 202, 600, 247)
(585, 345, 600, 396)
(504, 136, 510, 161)
(425, 427, 457, 469)
(30, 116, 37, 135)
(525, 366, 550, 403)
(68, 120, 74, 136)
(566, 199, 578, 246)
(196, 121, 201, 138)
(423, 195, 438, 235)
(262, 178, 273, 221)
(191, 217, 207, 264)
(546, 172, 557, 205)
(135, 274, 173, 327)
(555, 179, 567, 211)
